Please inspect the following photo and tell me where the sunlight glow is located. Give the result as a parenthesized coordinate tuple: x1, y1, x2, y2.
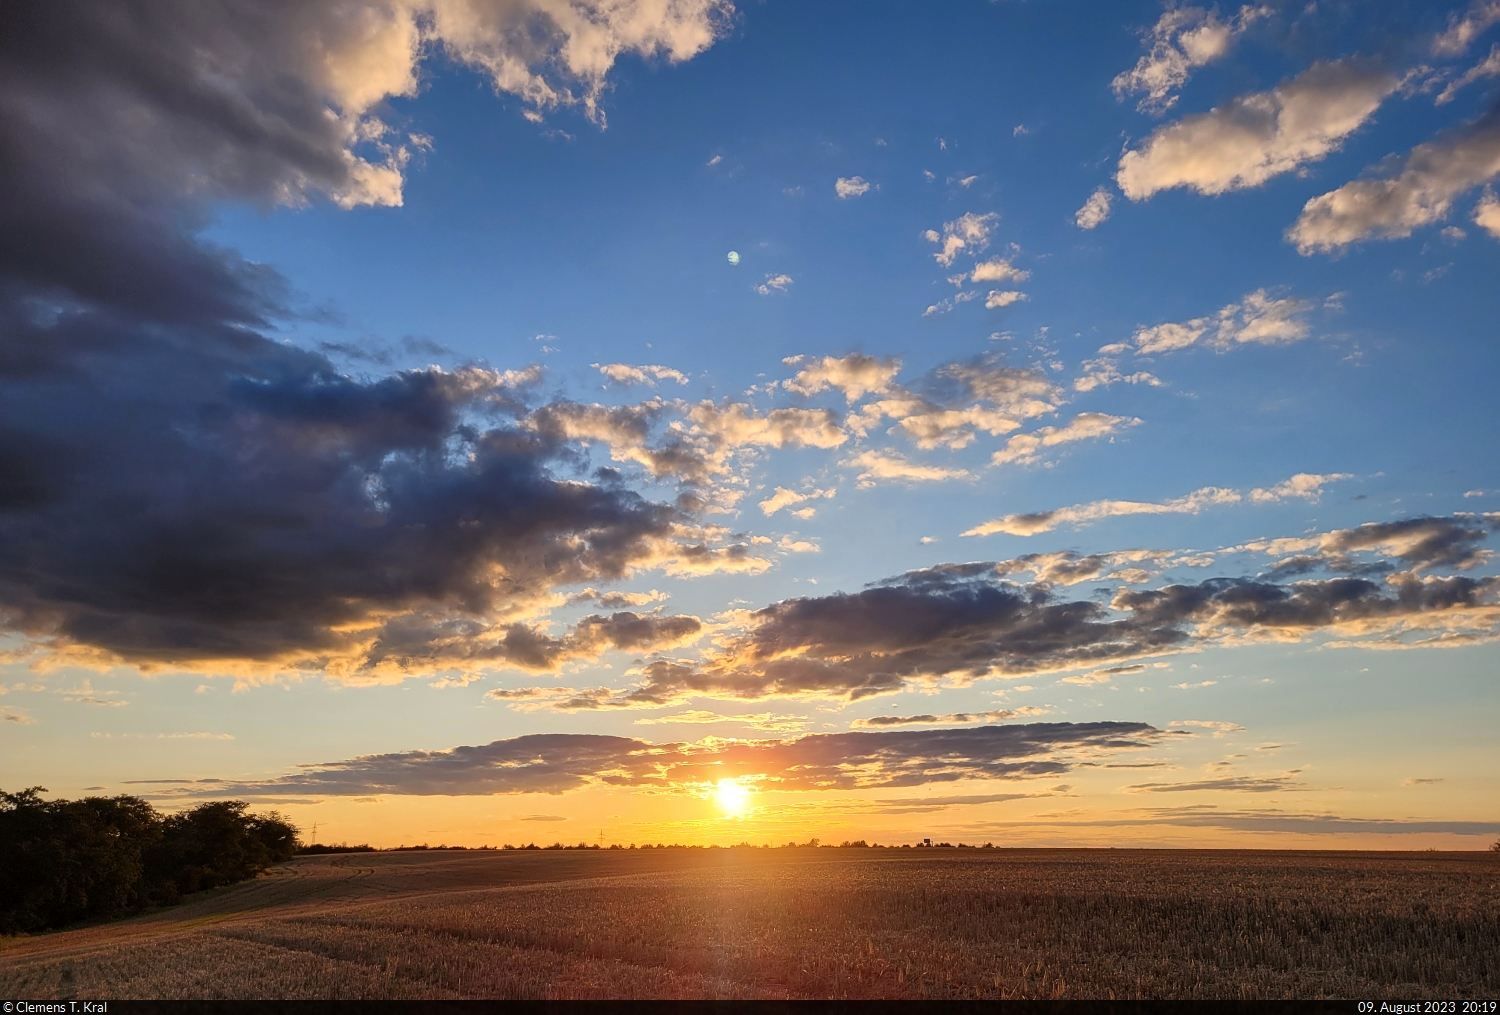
(714, 777, 751, 816)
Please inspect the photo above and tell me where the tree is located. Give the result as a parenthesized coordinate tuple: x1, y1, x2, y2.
(0, 787, 163, 933)
(1, 788, 299, 932)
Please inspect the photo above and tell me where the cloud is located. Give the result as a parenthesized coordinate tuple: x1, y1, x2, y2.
(964, 473, 1348, 537)
(145, 722, 1168, 798)
(847, 451, 973, 486)
(1117, 60, 1399, 201)
(968, 257, 1031, 284)
(835, 176, 873, 198)
(782, 354, 900, 402)
(685, 401, 847, 451)
(996, 553, 1175, 587)
(989, 413, 1140, 468)
(1436, 44, 1500, 104)
(984, 290, 1028, 309)
(58, 680, 128, 706)
(1249, 515, 1499, 574)
(595, 363, 689, 386)
(363, 609, 706, 677)
(1073, 358, 1164, 393)
(923, 290, 984, 317)
(1168, 719, 1246, 736)
(848, 356, 1061, 451)
(874, 786, 1071, 814)
(1287, 110, 1500, 253)
(1125, 774, 1302, 793)
(755, 273, 794, 295)
(492, 521, 1498, 708)
(758, 486, 836, 517)
(0, 0, 738, 680)
(1, 709, 36, 725)
(1477, 188, 1500, 236)
(1060, 663, 1149, 685)
(568, 588, 669, 609)
(1, 0, 734, 249)
(1112, 5, 1271, 113)
(1433, 1, 1500, 56)
(852, 707, 1048, 727)
(523, 395, 848, 497)
(972, 473, 1338, 539)
(1248, 473, 1349, 504)
(633, 710, 810, 732)
(924, 212, 1000, 266)
(1128, 289, 1316, 354)
(428, 0, 735, 125)
(1075, 187, 1113, 229)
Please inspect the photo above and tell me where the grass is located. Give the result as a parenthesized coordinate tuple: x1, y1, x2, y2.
(1, 848, 1496, 999)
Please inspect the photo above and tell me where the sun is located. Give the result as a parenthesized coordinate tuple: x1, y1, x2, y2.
(714, 777, 751, 816)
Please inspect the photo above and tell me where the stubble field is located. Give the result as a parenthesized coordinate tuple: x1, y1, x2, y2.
(0, 847, 1496, 1000)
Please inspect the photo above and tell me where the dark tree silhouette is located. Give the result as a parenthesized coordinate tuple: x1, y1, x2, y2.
(1, 788, 298, 933)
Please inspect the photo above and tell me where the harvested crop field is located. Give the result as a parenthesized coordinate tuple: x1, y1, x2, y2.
(1, 848, 1496, 1000)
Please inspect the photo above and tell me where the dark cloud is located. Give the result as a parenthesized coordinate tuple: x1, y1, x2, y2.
(524, 544, 1498, 706)
(874, 787, 1069, 814)
(1114, 572, 1496, 634)
(852, 708, 1044, 728)
(145, 722, 1166, 798)
(1126, 774, 1304, 794)
(1260, 516, 1499, 579)
(0, 4, 747, 678)
(1325, 516, 1496, 571)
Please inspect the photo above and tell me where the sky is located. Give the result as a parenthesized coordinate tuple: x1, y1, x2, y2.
(2, 0, 1499, 849)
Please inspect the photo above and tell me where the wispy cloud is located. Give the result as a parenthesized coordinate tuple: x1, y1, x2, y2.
(847, 450, 973, 486)
(1125, 773, 1303, 793)
(988, 413, 1140, 468)
(1432, 0, 1500, 56)
(758, 486, 836, 517)
(1130, 289, 1316, 354)
(923, 212, 999, 266)
(1075, 187, 1112, 229)
(595, 362, 689, 386)
(1168, 720, 1246, 737)
(852, 706, 1048, 727)
(755, 273, 794, 295)
(962, 472, 1349, 537)
(634, 710, 811, 732)
(1112, 5, 1271, 113)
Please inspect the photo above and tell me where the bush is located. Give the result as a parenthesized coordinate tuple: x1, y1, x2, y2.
(0, 787, 298, 933)
(296, 842, 376, 856)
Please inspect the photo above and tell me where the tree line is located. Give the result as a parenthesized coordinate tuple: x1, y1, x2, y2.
(0, 787, 298, 934)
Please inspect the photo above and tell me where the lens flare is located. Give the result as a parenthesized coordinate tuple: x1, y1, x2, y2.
(715, 777, 750, 816)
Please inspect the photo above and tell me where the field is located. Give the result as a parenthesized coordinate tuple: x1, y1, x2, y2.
(1, 848, 1496, 1000)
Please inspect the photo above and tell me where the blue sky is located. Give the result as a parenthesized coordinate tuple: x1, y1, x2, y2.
(3, 0, 1498, 847)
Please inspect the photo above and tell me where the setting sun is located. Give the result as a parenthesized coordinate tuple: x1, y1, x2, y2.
(714, 778, 751, 817)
